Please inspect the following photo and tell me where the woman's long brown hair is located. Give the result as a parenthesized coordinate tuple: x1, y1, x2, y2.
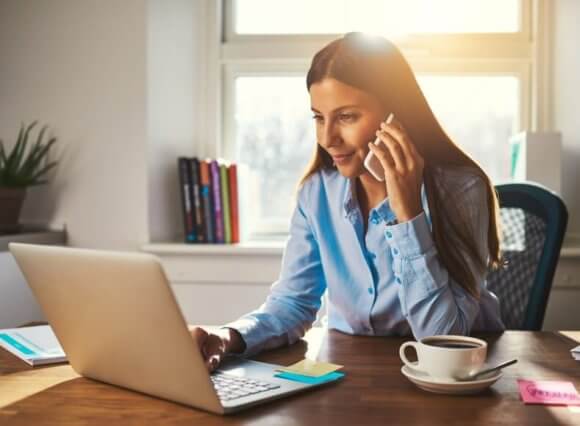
(301, 33, 501, 298)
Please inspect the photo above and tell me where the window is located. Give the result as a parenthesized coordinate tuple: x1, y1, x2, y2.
(233, 76, 315, 235)
(234, 0, 521, 35)
(213, 0, 545, 239)
(417, 75, 520, 182)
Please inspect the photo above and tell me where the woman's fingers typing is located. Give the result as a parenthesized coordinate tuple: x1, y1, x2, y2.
(189, 326, 225, 372)
(189, 326, 209, 357)
(204, 333, 226, 372)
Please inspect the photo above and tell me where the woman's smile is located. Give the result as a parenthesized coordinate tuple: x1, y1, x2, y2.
(331, 152, 355, 164)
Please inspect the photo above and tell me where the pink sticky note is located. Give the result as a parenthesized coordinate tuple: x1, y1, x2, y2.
(518, 380, 580, 405)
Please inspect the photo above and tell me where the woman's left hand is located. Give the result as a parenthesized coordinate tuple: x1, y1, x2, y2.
(367, 117, 425, 223)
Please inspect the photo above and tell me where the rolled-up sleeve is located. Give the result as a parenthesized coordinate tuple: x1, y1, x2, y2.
(387, 177, 503, 339)
(224, 184, 326, 357)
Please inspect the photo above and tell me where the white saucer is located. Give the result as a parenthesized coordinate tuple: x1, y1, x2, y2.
(401, 365, 502, 395)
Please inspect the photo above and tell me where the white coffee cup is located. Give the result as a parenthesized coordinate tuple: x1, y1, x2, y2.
(399, 335, 487, 381)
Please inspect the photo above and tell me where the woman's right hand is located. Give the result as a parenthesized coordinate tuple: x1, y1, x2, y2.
(188, 326, 245, 372)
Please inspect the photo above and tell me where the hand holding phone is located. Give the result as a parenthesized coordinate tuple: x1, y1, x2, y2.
(363, 113, 394, 181)
(365, 113, 426, 223)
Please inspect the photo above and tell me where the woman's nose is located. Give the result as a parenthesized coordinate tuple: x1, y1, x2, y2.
(319, 124, 341, 148)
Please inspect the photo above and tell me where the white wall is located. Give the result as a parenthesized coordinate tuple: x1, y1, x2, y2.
(147, 0, 206, 242)
(0, 254, 44, 328)
(540, 0, 580, 330)
(0, 0, 149, 250)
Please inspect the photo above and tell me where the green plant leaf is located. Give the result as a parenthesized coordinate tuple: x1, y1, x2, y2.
(0, 142, 6, 185)
(4, 124, 25, 175)
(24, 135, 55, 167)
(5, 122, 38, 178)
(21, 135, 46, 172)
(23, 125, 49, 168)
(20, 137, 57, 179)
(0, 122, 58, 187)
(12, 121, 38, 174)
(0, 140, 6, 164)
(27, 161, 58, 185)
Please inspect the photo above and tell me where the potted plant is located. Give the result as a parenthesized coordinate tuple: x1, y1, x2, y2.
(0, 122, 57, 233)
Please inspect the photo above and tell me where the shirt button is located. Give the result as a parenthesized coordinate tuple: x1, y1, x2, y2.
(396, 277, 402, 284)
(368, 287, 374, 294)
(385, 231, 392, 239)
(392, 248, 399, 255)
(371, 217, 379, 225)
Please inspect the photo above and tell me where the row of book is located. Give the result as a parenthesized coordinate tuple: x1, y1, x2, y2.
(178, 157, 239, 243)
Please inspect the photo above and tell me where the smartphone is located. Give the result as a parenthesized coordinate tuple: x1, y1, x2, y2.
(363, 113, 394, 181)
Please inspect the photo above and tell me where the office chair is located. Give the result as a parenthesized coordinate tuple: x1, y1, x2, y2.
(486, 182, 568, 331)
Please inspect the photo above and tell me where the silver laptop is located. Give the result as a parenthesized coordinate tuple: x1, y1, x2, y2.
(9, 243, 340, 415)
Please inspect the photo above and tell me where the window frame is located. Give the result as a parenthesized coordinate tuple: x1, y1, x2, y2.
(201, 0, 550, 239)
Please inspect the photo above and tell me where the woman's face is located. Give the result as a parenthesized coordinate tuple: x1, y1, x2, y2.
(309, 78, 386, 178)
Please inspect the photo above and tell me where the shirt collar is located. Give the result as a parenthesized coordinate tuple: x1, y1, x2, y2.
(342, 178, 397, 224)
(342, 178, 357, 217)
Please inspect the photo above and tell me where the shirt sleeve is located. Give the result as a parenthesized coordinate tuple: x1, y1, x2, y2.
(224, 184, 326, 357)
(386, 176, 503, 339)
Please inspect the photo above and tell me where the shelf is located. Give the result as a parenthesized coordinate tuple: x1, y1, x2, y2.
(0, 228, 67, 252)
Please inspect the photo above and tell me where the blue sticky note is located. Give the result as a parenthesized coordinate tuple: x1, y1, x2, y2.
(274, 370, 344, 385)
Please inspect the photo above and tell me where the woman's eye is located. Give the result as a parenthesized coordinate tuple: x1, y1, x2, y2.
(339, 113, 357, 122)
(312, 115, 323, 123)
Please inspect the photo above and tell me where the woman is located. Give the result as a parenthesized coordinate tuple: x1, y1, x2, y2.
(191, 32, 504, 371)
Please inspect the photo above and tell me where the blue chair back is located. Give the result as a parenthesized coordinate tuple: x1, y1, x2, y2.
(486, 182, 568, 330)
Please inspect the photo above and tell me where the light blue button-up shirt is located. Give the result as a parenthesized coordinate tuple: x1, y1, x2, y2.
(226, 167, 504, 356)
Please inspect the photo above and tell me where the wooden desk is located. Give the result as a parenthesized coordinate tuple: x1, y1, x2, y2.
(1, 330, 579, 425)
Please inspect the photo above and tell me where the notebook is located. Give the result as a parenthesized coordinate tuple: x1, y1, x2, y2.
(0, 325, 66, 366)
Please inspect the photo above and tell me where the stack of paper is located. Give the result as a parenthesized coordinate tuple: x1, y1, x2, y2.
(571, 346, 580, 361)
(0, 325, 66, 366)
(275, 359, 345, 384)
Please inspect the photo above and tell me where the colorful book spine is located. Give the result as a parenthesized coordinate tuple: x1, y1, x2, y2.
(200, 160, 215, 243)
(190, 157, 206, 243)
(228, 164, 239, 243)
(177, 157, 196, 242)
(210, 160, 224, 243)
(220, 164, 232, 244)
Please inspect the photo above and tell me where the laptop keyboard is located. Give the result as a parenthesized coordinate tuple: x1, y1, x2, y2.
(211, 372, 280, 401)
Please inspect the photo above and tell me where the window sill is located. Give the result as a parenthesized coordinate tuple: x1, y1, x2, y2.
(142, 241, 285, 257)
(561, 235, 580, 258)
(561, 247, 580, 258)
(143, 236, 580, 258)
(143, 237, 580, 289)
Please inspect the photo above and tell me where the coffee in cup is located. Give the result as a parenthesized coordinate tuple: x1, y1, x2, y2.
(399, 335, 487, 381)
